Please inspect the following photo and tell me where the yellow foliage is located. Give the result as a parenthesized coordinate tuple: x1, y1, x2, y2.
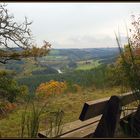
(36, 80, 67, 97)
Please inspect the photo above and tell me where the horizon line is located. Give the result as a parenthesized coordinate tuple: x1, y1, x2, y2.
(51, 47, 118, 49)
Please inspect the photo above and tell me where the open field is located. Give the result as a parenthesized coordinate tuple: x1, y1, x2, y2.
(0, 86, 128, 138)
(76, 60, 100, 70)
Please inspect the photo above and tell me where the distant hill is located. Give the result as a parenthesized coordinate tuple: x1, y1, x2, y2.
(49, 48, 119, 59)
(42, 47, 120, 62)
(0, 47, 120, 76)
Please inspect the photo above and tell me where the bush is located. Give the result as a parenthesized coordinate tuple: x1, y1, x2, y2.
(0, 101, 17, 118)
(36, 80, 67, 98)
(0, 70, 29, 103)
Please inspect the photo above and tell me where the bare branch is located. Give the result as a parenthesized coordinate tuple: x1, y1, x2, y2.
(0, 4, 33, 50)
(0, 4, 51, 64)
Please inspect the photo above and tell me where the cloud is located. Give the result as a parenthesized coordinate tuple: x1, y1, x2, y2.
(51, 35, 127, 48)
(3, 3, 140, 48)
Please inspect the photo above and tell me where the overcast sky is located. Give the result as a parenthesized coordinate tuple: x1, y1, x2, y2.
(3, 2, 140, 48)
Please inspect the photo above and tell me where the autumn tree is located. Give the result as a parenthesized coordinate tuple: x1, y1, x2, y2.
(0, 4, 51, 64)
(114, 14, 140, 92)
(0, 4, 51, 103)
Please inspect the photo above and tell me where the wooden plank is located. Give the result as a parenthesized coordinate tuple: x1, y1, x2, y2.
(79, 97, 109, 121)
(119, 92, 140, 106)
(79, 91, 139, 121)
(38, 109, 136, 138)
(59, 110, 136, 138)
(60, 121, 99, 138)
(38, 115, 101, 138)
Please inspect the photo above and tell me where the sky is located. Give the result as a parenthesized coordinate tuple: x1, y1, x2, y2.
(3, 2, 140, 48)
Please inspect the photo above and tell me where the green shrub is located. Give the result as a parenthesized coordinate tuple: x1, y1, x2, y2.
(0, 70, 29, 103)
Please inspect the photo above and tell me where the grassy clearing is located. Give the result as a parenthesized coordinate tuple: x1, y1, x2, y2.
(44, 56, 68, 61)
(76, 60, 100, 70)
(0, 86, 127, 138)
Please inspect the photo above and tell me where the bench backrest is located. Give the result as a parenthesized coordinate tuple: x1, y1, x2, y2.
(79, 91, 139, 121)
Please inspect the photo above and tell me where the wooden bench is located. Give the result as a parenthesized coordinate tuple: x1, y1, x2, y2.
(38, 91, 140, 138)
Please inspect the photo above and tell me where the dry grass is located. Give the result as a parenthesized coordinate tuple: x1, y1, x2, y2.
(0, 86, 126, 138)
